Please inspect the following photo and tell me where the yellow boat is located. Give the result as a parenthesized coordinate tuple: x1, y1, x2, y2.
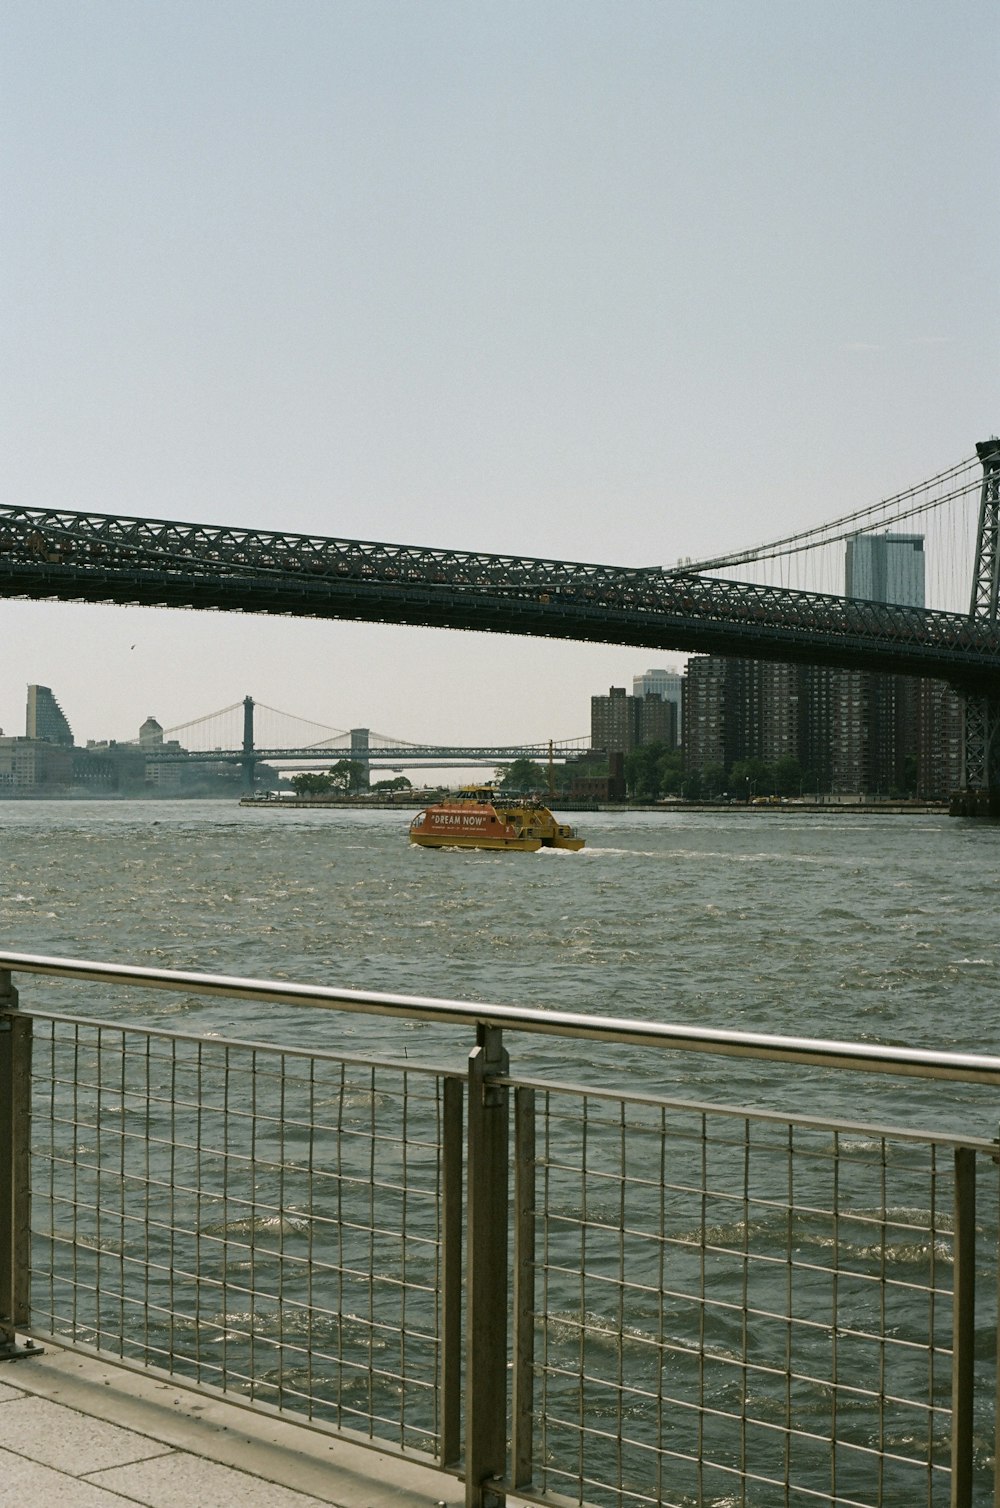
(409, 785, 585, 851)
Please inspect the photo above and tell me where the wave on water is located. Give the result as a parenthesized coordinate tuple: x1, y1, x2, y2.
(581, 845, 854, 865)
(577, 846, 662, 859)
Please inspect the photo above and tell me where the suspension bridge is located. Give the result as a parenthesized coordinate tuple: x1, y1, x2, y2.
(2, 438, 999, 801)
(149, 699, 589, 780)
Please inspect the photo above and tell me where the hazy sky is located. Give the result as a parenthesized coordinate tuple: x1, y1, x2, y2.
(2, 1, 997, 749)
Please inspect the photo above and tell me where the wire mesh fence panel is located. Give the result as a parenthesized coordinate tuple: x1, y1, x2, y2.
(28, 1016, 456, 1457)
(11, 977, 1000, 1508)
(527, 1088, 997, 1508)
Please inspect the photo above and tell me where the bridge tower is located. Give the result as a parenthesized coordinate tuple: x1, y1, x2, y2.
(956, 440, 1000, 814)
(241, 696, 256, 793)
(350, 727, 371, 789)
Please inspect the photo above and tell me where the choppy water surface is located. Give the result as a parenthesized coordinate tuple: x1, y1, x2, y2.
(2, 799, 998, 1124)
(5, 800, 1000, 1504)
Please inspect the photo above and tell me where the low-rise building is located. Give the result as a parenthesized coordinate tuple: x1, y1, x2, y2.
(0, 737, 74, 791)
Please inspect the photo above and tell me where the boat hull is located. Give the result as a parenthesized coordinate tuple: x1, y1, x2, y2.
(408, 788, 585, 853)
(410, 832, 543, 851)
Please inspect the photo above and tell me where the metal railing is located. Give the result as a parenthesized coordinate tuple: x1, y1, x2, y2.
(1, 950, 998, 1507)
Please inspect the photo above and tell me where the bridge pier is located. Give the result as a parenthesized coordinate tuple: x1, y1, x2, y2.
(951, 693, 1000, 817)
(950, 786, 1000, 818)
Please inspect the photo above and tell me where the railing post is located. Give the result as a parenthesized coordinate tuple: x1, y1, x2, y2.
(0, 969, 37, 1361)
(465, 1023, 509, 1508)
(511, 1086, 536, 1488)
(951, 1146, 975, 1508)
(996, 1141, 1000, 1508)
(440, 1076, 464, 1470)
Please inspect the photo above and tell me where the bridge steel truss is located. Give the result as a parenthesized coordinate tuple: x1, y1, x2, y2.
(4, 497, 1000, 692)
(962, 439, 1000, 797)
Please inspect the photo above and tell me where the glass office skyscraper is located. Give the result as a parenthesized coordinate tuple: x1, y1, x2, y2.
(845, 533, 925, 608)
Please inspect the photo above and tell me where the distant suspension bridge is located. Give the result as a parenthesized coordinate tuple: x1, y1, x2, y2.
(149, 698, 590, 787)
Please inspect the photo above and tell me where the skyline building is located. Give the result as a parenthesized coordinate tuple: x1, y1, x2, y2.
(917, 679, 963, 799)
(632, 668, 683, 738)
(682, 658, 731, 774)
(637, 693, 676, 748)
(591, 686, 678, 757)
(683, 658, 804, 785)
(845, 532, 925, 608)
(755, 662, 801, 768)
(26, 684, 74, 746)
(139, 717, 165, 749)
(680, 525, 962, 798)
(1, 683, 259, 798)
(834, 532, 925, 795)
(591, 687, 633, 755)
(0, 737, 73, 791)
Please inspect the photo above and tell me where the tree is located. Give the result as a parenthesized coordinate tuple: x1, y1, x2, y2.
(700, 762, 726, 799)
(772, 756, 803, 796)
(371, 776, 412, 793)
(729, 758, 771, 801)
(497, 758, 547, 791)
(290, 771, 333, 796)
(288, 761, 367, 796)
(624, 741, 681, 801)
(327, 759, 367, 792)
(887, 754, 919, 799)
(623, 744, 652, 799)
(544, 761, 574, 794)
(681, 769, 703, 801)
(549, 753, 606, 796)
(658, 749, 684, 796)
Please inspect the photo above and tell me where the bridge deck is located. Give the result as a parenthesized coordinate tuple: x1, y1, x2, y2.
(3, 502, 1000, 687)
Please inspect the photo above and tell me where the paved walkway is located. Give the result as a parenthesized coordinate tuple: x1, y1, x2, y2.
(0, 1341, 500, 1507)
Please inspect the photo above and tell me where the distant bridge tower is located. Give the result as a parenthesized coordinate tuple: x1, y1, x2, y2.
(241, 696, 256, 793)
(350, 727, 371, 789)
(957, 440, 1000, 813)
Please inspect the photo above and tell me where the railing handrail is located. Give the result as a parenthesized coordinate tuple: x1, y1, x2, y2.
(3, 948, 1000, 1086)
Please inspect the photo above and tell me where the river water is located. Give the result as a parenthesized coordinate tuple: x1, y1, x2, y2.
(2, 799, 999, 1126)
(3, 800, 999, 1505)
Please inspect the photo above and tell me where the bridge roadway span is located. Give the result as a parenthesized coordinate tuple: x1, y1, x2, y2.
(3, 503, 1000, 688)
(146, 743, 581, 765)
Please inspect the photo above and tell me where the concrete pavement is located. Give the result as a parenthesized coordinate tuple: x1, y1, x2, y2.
(0, 1341, 497, 1508)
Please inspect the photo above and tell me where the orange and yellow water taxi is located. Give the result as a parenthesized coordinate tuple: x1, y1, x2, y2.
(409, 786, 585, 852)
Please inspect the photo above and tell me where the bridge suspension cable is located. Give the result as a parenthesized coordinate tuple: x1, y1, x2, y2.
(162, 702, 245, 737)
(675, 456, 979, 577)
(670, 455, 983, 610)
(252, 703, 350, 744)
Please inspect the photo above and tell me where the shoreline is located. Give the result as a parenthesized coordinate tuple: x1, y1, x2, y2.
(239, 795, 950, 815)
(0, 792, 952, 815)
